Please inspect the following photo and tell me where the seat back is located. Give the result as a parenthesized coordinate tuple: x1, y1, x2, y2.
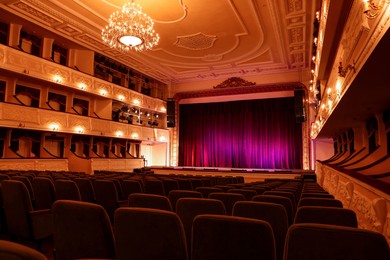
(0, 240, 47, 260)
(122, 179, 143, 198)
(94, 180, 120, 220)
(264, 190, 297, 213)
(208, 192, 246, 215)
(228, 188, 257, 200)
(55, 180, 81, 201)
(233, 201, 288, 260)
(195, 187, 223, 198)
(74, 178, 96, 203)
(300, 192, 334, 199)
(143, 179, 165, 196)
(128, 193, 173, 211)
(161, 178, 180, 195)
(2, 180, 34, 238)
(33, 177, 56, 210)
(192, 214, 276, 260)
(52, 200, 115, 260)
(294, 206, 358, 227)
(168, 190, 202, 211)
(284, 223, 390, 260)
(12, 176, 35, 200)
(297, 197, 343, 208)
(253, 194, 294, 226)
(176, 198, 226, 254)
(115, 207, 188, 260)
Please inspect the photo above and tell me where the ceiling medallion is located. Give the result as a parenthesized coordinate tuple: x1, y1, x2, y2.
(102, 1, 159, 52)
(213, 77, 256, 89)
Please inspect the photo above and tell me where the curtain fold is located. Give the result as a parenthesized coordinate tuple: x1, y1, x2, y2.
(178, 97, 302, 169)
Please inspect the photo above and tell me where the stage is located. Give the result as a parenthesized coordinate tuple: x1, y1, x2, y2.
(150, 166, 314, 183)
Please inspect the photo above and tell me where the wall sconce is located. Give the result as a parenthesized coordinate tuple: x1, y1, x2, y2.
(50, 123, 59, 131)
(363, 0, 388, 19)
(53, 75, 63, 84)
(100, 89, 107, 96)
(133, 99, 140, 105)
(118, 94, 125, 101)
(116, 131, 123, 137)
(78, 83, 86, 90)
(132, 133, 139, 139)
(75, 126, 84, 134)
(338, 62, 355, 77)
(159, 136, 166, 142)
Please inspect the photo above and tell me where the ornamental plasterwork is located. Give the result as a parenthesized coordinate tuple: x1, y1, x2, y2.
(338, 181, 354, 208)
(7, 52, 42, 73)
(40, 110, 67, 127)
(213, 77, 256, 89)
(68, 116, 90, 130)
(43, 65, 70, 81)
(91, 120, 111, 133)
(3, 105, 38, 123)
(13, 1, 62, 26)
(175, 33, 217, 50)
(36, 160, 68, 171)
(72, 74, 93, 88)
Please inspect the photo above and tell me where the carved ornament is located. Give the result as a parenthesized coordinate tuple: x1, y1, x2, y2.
(213, 77, 256, 89)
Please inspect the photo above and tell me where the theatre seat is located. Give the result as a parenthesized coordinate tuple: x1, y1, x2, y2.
(1, 180, 53, 250)
(253, 194, 294, 226)
(228, 189, 257, 200)
(52, 200, 116, 260)
(55, 179, 81, 201)
(195, 187, 223, 198)
(94, 180, 127, 221)
(168, 190, 202, 211)
(114, 207, 188, 260)
(128, 193, 173, 211)
(284, 223, 390, 260)
(297, 197, 343, 208)
(32, 177, 56, 210)
(176, 198, 226, 254)
(208, 192, 246, 215)
(233, 201, 288, 260)
(74, 178, 96, 203)
(294, 206, 358, 228)
(0, 240, 47, 260)
(192, 214, 276, 260)
(122, 179, 143, 198)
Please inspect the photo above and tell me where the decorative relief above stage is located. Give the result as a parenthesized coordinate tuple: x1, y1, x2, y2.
(213, 77, 256, 89)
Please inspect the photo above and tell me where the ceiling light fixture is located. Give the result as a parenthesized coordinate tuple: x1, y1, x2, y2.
(102, 1, 159, 52)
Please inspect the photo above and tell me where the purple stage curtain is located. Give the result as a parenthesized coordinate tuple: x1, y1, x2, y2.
(178, 97, 302, 169)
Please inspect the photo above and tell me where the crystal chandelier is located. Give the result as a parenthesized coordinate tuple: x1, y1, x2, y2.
(102, 1, 159, 52)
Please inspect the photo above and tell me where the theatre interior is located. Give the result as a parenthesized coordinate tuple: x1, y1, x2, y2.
(0, 0, 389, 259)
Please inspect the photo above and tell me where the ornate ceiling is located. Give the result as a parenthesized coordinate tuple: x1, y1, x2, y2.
(0, 0, 317, 85)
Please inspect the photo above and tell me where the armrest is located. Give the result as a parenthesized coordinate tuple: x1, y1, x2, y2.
(29, 209, 53, 240)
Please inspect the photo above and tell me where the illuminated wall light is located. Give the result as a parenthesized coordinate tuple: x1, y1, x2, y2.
(116, 131, 123, 137)
(133, 99, 140, 105)
(159, 136, 166, 142)
(75, 126, 84, 134)
(321, 103, 326, 110)
(100, 89, 107, 96)
(53, 75, 63, 84)
(78, 83, 87, 90)
(328, 99, 333, 109)
(160, 107, 166, 112)
(49, 123, 59, 131)
(327, 88, 332, 95)
(118, 95, 125, 101)
(132, 133, 139, 139)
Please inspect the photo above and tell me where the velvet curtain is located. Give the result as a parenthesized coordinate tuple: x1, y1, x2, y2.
(178, 97, 302, 169)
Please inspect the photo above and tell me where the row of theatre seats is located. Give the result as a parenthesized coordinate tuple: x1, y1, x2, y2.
(0, 170, 389, 260)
